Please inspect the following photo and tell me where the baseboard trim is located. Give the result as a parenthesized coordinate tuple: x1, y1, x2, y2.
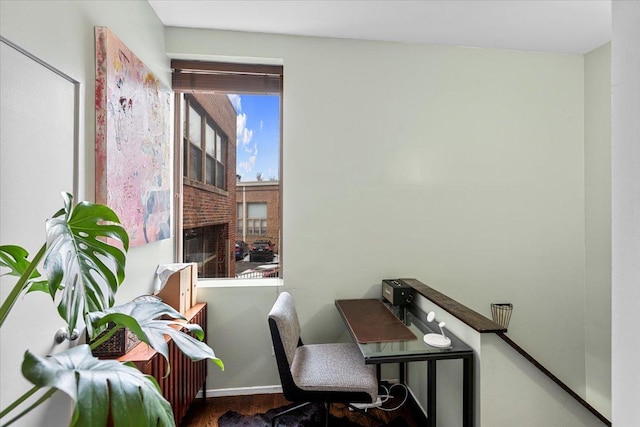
(198, 385, 283, 398)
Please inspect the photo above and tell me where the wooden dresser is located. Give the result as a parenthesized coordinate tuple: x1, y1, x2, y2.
(117, 302, 208, 425)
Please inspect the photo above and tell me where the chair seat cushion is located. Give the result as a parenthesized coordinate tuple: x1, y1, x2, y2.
(290, 343, 378, 401)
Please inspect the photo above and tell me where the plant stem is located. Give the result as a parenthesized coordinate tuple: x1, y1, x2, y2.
(0, 244, 46, 328)
(1, 388, 56, 426)
(0, 385, 40, 419)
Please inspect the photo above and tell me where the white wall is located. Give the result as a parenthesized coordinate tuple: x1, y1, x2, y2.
(611, 1, 640, 426)
(584, 42, 612, 419)
(196, 284, 283, 392)
(166, 26, 589, 396)
(0, 2, 173, 426)
(480, 334, 605, 427)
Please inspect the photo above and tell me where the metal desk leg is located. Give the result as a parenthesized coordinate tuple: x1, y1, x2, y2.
(427, 360, 437, 427)
(463, 355, 474, 427)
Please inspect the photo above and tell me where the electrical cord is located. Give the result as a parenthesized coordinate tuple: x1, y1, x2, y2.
(349, 382, 409, 413)
(377, 383, 408, 412)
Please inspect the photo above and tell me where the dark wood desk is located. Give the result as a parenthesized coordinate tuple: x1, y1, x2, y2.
(335, 299, 474, 427)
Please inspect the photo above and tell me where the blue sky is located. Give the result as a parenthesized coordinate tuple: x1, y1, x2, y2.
(228, 94, 280, 182)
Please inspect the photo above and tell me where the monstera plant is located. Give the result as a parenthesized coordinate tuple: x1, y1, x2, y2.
(0, 192, 223, 426)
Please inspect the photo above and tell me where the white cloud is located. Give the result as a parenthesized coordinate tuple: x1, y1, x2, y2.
(238, 155, 257, 178)
(233, 97, 263, 181)
(227, 94, 242, 112)
(244, 142, 257, 155)
(238, 161, 251, 176)
(237, 113, 253, 147)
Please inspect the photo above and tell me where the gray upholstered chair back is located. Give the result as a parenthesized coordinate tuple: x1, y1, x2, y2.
(268, 292, 301, 366)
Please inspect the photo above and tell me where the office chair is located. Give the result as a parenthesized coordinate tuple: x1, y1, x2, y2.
(268, 291, 379, 427)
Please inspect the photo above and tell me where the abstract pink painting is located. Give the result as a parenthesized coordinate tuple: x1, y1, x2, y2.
(95, 27, 171, 247)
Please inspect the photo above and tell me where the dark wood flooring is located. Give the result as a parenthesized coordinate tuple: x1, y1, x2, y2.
(180, 392, 425, 427)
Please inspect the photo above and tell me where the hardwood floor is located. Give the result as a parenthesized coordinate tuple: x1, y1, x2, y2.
(180, 392, 425, 427)
(180, 393, 289, 426)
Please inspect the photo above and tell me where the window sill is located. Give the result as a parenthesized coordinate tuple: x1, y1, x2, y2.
(196, 277, 283, 288)
(184, 178, 228, 196)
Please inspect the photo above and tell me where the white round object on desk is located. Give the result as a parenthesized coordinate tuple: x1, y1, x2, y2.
(424, 333, 451, 348)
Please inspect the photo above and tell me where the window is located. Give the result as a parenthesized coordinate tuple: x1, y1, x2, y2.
(183, 225, 227, 278)
(173, 61, 282, 281)
(183, 96, 228, 191)
(247, 202, 267, 236)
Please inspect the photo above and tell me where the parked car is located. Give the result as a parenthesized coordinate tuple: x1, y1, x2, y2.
(235, 240, 249, 261)
(249, 240, 274, 262)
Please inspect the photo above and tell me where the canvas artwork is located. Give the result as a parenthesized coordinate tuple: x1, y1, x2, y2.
(95, 27, 171, 247)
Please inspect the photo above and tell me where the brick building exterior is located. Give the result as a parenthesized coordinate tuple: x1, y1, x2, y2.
(236, 181, 281, 255)
(182, 93, 237, 277)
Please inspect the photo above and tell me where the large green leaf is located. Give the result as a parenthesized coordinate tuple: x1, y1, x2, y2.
(0, 245, 47, 291)
(0, 245, 36, 279)
(21, 345, 174, 427)
(87, 300, 224, 373)
(0, 244, 48, 328)
(44, 192, 129, 334)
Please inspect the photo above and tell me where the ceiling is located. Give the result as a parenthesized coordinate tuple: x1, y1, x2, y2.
(148, 0, 611, 55)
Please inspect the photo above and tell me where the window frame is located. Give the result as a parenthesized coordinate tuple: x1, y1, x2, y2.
(237, 202, 244, 236)
(183, 96, 228, 192)
(172, 61, 283, 285)
(246, 202, 268, 236)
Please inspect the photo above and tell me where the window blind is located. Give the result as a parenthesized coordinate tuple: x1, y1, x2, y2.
(247, 202, 267, 219)
(172, 60, 283, 95)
